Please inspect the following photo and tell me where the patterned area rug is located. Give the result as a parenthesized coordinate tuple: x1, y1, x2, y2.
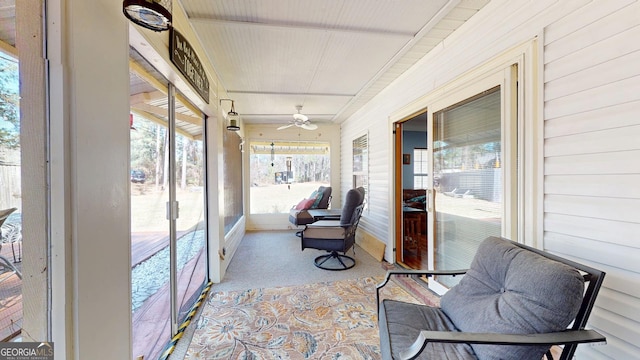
(185, 276, 420, 359)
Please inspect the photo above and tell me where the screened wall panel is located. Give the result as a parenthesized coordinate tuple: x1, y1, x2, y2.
(223, 130, 243, 233)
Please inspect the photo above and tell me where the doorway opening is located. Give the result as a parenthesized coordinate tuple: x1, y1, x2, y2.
(394, 111, 428, 269)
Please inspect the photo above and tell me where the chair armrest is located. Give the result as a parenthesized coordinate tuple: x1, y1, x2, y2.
(377, 269, 468, 290)
(376, 269, 467, 313)
(306, 220, 346, 228)
(399, 329, 607, 360)
(321, 215, 341, 220)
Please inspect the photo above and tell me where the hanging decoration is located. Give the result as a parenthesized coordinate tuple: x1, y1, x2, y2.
(270, 142, 275, 167)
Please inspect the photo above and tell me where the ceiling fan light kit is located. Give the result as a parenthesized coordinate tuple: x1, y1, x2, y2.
(123, 0, 172, 32)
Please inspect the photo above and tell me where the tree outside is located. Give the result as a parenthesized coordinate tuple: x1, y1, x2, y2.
(249, 142, 331, 214)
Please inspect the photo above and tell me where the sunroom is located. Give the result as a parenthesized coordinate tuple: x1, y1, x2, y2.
(2, 0, 639, 359)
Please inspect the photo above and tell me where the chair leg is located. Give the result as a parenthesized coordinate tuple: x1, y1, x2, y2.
(0, 255, 22, 281)
(314, 251, 355, 271)
(11, 242, 21, 263)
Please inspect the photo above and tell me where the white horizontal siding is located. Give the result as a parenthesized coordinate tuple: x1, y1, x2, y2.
(545, 50, 640, 102)
(338, 0, 640, 357)
(544, 0, 638, 64)
(545, 125, 640, 157)
(545, 195, 640, 223)
(597, 288, 640, 324)
(544, 75, 640, 120)
(341, 102, 392, 250)
(545, 23, 640, 83)
(545, 150, 640, 175)
(545, 213, 640, 248)
(543, 0, 640, 358)
(545, 100, 640, 138)
(340, 0, 587, 261)
(589, 310, 640, 355)
(545, 175, 640, 199)
(544, 233, 640, 285)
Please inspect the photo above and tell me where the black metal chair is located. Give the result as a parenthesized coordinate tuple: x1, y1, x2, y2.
(377, 236, 606, 360)
(300, 188, 364, 270)
(0, 207, 21, 282)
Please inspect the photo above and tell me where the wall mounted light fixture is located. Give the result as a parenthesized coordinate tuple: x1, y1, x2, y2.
(123, 0, 172, 32)
(220, 99, 240, 131)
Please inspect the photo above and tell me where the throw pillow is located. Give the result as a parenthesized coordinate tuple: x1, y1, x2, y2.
(295, 198, 315, 210)
(311, 190, 325, 209)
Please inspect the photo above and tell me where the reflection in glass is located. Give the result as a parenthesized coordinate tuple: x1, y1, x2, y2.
(174, 109, 206, 325)
(0, 55, 22, 341)
(130, 115, 171, 359)
(433, 87, 502, 287)
(223, 130, 243, 233)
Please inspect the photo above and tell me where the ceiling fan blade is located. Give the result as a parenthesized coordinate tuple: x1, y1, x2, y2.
(301, 123, 318, 130)
(293, 113, 309, 122)
(277, 124, 294, 130)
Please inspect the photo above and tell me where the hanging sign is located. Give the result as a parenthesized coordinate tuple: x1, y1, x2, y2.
(170, 28, 210, 103)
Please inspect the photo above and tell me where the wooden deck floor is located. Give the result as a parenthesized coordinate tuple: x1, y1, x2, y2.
(0, 243, 22, 341)
(0, 230, 202, 353)
(131, 230, 188, 267)
(131, 231, 207, 360)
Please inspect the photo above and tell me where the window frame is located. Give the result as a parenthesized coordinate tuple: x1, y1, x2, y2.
(412, 148, 428, 189)
(352, 133, 369, 209)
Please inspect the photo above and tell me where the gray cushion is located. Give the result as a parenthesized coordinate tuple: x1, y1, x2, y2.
(340, 189, 364, 226)
(356, 186, 365, 203)
(440, 236, 585, 360)
(379, 299, 476, 360)
(315, 186, 332, 209)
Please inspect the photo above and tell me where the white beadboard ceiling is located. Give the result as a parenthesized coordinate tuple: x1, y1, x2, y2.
(181, 0, 490, 126)
(0, 1, 490, 130)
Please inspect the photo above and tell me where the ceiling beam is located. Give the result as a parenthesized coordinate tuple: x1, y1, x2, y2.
(131, 102, 202, 126)
(0, 38, 18, 59)
(250, 140, 329, 147)
(130, 109, 196, 140)
(227, 90, 354, 98)
(129, 90, 165, 105)
(189, 17, 415, 38)
(129, 59, 202, 116)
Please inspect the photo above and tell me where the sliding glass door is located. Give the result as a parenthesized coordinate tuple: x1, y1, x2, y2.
(130, 73, 172, 360)
(428, 67, 519, 293)
(129, 50, 208, 359)
(174, 96, 207, 325)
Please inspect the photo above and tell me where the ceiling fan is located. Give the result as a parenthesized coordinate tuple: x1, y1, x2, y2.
(277, 105, 318, 130)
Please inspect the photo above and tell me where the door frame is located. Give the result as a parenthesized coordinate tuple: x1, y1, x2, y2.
(388, 38, 542, 294)
(394, 109, 428, 267)
(427, 68, 518, 294)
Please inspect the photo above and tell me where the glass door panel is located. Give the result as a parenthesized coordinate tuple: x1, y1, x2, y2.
(174, 94, 206, 325)
(130, 112, 171, 359)
(130, 52, 209, 358)
(0, 54, 22, 341)
(432, 87, 502, 287)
